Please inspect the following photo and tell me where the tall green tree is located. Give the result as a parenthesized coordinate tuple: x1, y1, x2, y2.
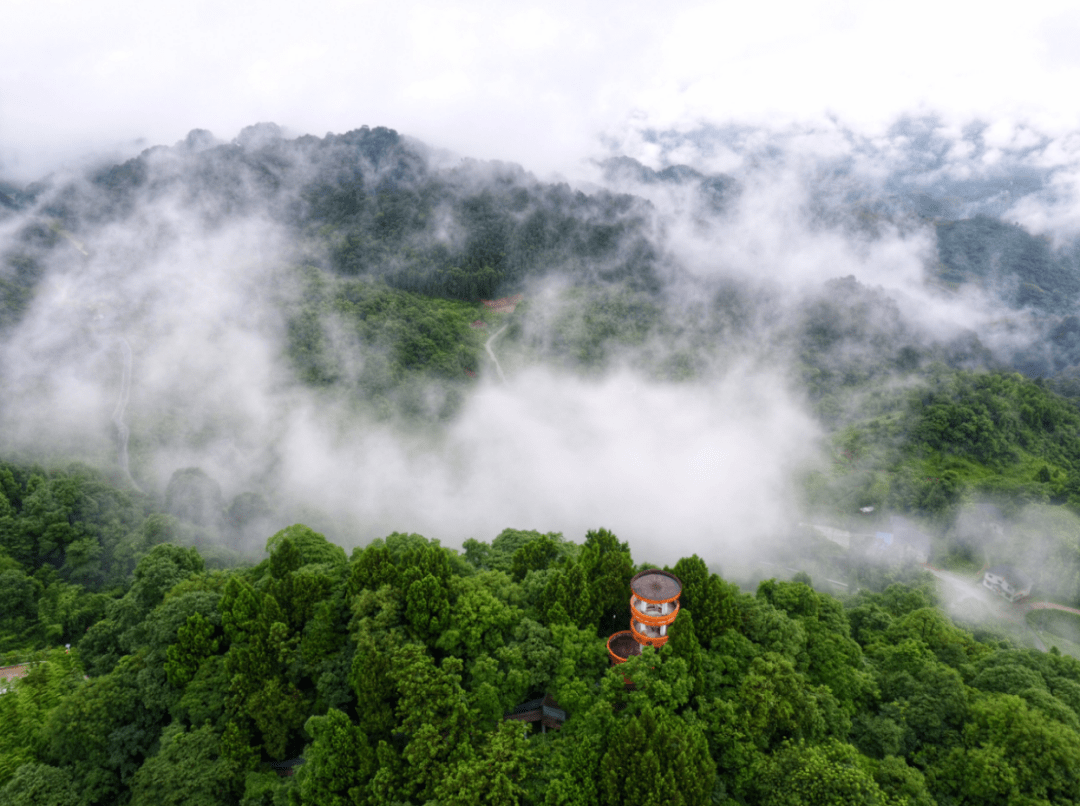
(294, 708, 375, 806)
(129, 723, 238, 806)
(754, 740, 890, 806)
(0, 763, 79, 806)
(372, 644, 476, 804)
(437, 721, 531, 806)
(599, 703, 715, 806)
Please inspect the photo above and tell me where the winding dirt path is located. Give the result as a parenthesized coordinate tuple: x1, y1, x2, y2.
(1025, 601, 1080, 616)
(485, 324, 508, 383)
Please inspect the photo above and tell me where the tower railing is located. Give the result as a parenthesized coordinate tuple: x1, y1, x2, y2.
(608, 569, 682, 663)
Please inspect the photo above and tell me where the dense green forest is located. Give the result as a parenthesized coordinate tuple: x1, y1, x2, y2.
(0, 495, 1050, 806)
(9, 124, 1080, 804)
(5, 406, 1080, 805)
(6, 506, 1080, 806)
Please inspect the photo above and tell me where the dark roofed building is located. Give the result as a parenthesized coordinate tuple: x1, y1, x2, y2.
(268, 757, 305, 777)
(504, 694, 566, 733)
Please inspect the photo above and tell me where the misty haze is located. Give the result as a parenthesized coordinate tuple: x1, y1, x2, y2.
(3, 120, 1079, 560)
(9, 115, 1080, 805)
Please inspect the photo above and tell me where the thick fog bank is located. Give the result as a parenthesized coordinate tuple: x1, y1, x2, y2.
(3, 119, 1080, 561)
(274, 365, 819, 560)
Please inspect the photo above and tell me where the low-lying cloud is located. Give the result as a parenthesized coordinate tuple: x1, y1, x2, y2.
(274, 365, 820, 561)
(2, 117, 1080, 567)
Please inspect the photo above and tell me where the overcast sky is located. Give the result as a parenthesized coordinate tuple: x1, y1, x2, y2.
(5, 0, 1080, 181)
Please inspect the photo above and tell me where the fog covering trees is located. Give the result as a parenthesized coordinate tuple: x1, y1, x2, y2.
(2, 120, 1080, 552)
(9, 122, 1080, 801)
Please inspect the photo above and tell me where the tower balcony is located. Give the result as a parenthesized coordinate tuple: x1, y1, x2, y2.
(607, 630, 642, 665)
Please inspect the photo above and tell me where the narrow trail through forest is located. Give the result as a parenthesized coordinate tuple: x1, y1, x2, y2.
(485, 324, 508, 383)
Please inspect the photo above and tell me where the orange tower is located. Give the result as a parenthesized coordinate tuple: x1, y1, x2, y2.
(607, 569, 682, 665)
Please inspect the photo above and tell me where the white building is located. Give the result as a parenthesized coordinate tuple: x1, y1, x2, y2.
(982, 565, 1033, 602)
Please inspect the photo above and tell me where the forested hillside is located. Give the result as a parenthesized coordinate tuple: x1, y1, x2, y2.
(7, 122, 1080, 804)
(7, 515, 1080, 806)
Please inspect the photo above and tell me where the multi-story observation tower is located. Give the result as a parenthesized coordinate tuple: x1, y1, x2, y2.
(607, 569, 682, 665)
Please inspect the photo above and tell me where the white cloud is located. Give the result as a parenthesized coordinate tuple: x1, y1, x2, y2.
(274, 366, 819, 560)
(4, 0, 1080, 181)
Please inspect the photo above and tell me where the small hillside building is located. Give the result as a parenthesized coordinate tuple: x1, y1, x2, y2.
(269, 757, 305, 777)
(983, 565, 1033, 602)
(0, 664, 30, 694)
(481, 294, 524, 314)
(504, 694, 566, 733)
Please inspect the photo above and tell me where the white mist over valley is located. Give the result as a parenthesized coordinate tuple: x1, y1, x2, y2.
(5, 1, 1080, 573)
(1, 114, 1079, 572)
